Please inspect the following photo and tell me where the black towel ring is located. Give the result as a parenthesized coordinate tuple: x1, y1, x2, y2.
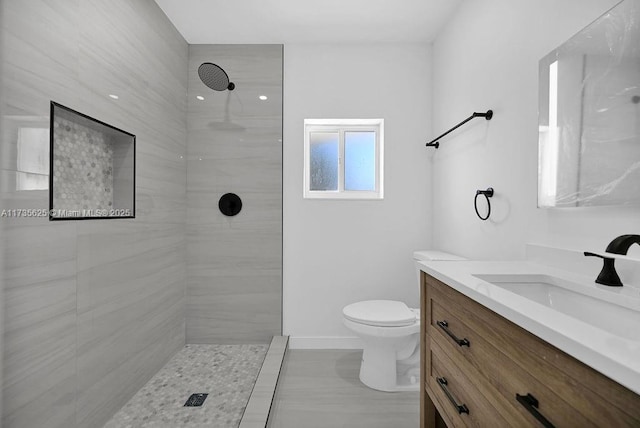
(474, 188, 494, 221)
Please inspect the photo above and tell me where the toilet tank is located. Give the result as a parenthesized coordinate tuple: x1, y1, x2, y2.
(413, 250, 466, 282)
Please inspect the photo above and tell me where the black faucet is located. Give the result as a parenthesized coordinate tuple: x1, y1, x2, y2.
(584, 235, 640, 287)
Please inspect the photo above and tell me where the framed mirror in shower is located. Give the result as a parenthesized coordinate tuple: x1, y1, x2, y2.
(49, 102, 135, 220)
(538, 0, 640, 208)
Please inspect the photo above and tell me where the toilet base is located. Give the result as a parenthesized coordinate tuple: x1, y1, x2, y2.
(358, 335, 420, 392)
(394, 360, 420, 392)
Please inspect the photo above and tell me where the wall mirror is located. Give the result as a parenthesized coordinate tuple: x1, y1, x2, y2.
(538, 0, 640, 207)
(49, 102, 135, 220)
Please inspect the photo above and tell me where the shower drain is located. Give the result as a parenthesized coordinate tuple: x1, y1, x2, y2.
(184, 393, 208, 407)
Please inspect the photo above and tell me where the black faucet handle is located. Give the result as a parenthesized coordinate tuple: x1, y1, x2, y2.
(584, 252, 623, 287)
(584, 251, 608, 259)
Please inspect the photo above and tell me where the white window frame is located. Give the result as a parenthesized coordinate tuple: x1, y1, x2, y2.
(303, 118, 384, 200)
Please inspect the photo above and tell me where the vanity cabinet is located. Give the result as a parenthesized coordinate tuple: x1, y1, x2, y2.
(420, 273, 640, 428)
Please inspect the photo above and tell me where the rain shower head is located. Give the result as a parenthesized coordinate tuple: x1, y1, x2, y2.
(198, 63, 235, 91)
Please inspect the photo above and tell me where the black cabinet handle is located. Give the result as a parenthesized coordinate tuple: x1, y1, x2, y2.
(437, 377, 469, 415)
(516, 393, 555, 428)
(436, 320, 470, 347)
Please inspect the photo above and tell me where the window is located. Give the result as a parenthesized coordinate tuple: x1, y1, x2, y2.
(304, 119, 383, 199)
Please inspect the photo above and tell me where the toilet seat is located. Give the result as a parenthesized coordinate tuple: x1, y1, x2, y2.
(343, 317, 420, 338)
(343, 300, 417, 327)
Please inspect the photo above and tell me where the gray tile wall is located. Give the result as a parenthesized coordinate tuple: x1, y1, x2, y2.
(186, 45, 282, 344)
(0, 1, 188, 427)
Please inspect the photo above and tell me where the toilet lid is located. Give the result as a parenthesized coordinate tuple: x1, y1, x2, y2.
(343, 300, 417, 327)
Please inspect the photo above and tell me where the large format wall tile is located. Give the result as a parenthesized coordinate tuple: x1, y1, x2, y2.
(2, 224, 77, 428)
(1, 0, 188, 427)
(186, 45, 282, 343)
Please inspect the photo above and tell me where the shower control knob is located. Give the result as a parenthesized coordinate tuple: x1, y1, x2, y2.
(219, 193, 242, 216)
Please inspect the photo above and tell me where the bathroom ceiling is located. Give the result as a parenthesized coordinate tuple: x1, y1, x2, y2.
(154, 0, 463, 44)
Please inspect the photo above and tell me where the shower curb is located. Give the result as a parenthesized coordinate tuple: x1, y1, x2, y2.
(239, 336, 289, 428)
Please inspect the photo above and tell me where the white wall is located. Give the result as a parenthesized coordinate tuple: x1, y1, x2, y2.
(283, 44, 432, 348)
(431, 0, 639, 260)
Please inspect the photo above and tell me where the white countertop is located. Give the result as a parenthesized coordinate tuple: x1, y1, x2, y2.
(418, 260, 640, 395)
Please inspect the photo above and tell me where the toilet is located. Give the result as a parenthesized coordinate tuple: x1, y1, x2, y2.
(343, 250, 466, 392)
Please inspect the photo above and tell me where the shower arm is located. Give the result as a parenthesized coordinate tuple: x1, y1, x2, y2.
(426, 110, 493, 149)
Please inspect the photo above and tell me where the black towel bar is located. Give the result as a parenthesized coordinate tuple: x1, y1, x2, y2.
(426, 110, 493, 149)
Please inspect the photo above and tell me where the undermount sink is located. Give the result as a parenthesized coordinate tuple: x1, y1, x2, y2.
(472, 274, 640, 341)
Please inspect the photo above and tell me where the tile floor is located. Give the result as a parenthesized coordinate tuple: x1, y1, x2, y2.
(105, 344, 268, 428)
(104, 346, 419, 428)
(267, 350, 419, 428)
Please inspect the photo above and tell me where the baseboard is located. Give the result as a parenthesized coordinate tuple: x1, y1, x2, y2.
(287, 336, 363, 349)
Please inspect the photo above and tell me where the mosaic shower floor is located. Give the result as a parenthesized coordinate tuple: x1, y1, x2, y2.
(104, 344, 269, 428)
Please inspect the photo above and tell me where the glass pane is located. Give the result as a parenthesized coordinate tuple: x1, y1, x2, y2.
(345, 131, 375, 191)
(309, 132, 338, 191)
